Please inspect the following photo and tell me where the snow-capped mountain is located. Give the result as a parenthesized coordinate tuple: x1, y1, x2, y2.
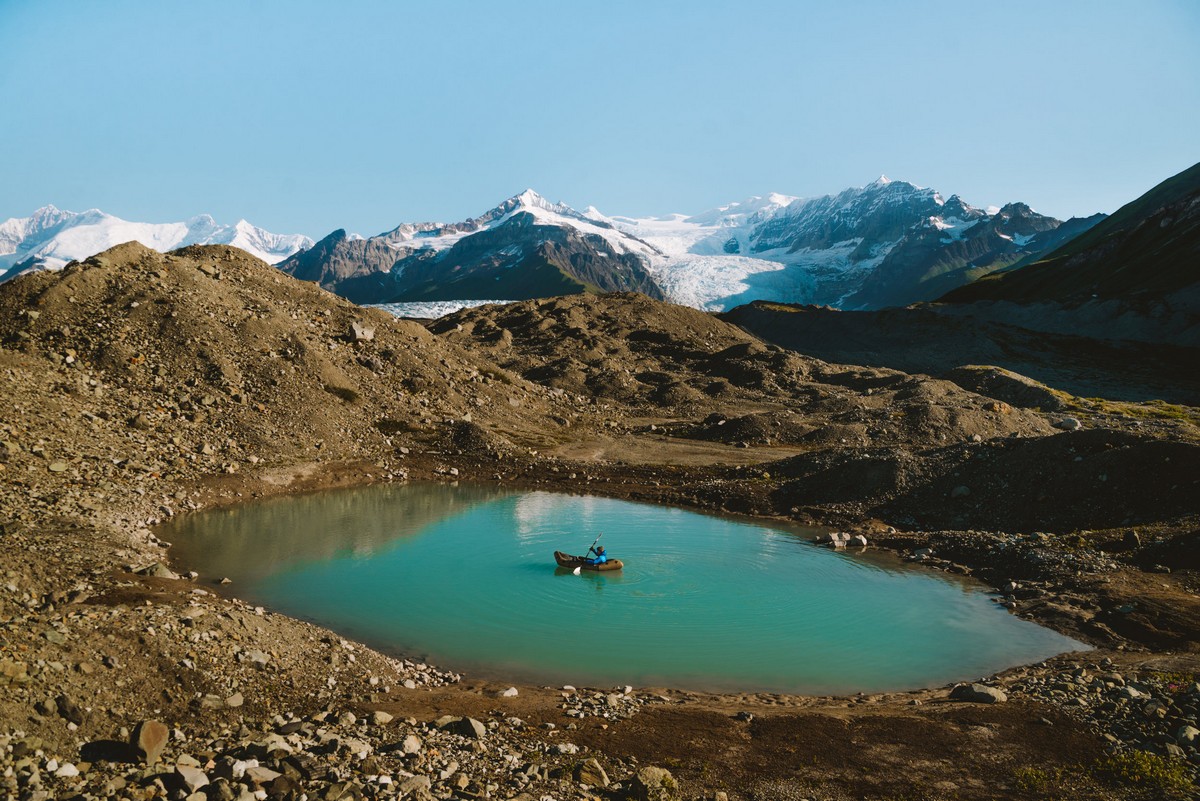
(610, 177, 1091, 310)
(0, 206, 313, 280)
(277, 190, 663, 304)
(281, 179, 1096, 313)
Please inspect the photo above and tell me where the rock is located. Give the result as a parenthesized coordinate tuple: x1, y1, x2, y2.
(137, 562, 179, 579)
(370, 710, 393, 725)
(950, 485, 971, 499)
(174, 765, 209, 793)
(350, 321, 375, 342)
(54, 762, 79, 778)
(949, 683, 1007, 704)
(398, 775, 432, 794)
(224, 692, 244, 708)
(132, 719, 169, 764)
(440, 716, 486, 739)
(1176, 725, 1199, 746)
(500, 686, 519, 697)
(575, 758, 609, 787)
(554, 742, 579, 755)
(628, 766, 680, 801)
(1123, 530, 1141, 549)
(0, 659, 29, 685)
(55, 693, 84, 724)
(850, 534, 868, 547)
(1054, 417, 1083, 431)
(400, 734, 422, 754)
(244, 765, 282, 785)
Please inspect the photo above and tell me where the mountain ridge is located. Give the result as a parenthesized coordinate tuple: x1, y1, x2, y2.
(281, 179, 1090, 311)
(0, 205, 314, 280)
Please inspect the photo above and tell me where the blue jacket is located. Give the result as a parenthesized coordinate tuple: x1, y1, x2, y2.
(587, 552, 608, 566)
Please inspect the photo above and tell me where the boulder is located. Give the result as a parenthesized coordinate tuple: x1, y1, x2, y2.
(440, 716, 486, 739)
(628, 766, 680, 800)
(132, 719, 169, 764)
(174, 765, 209, 793)
(575, 758, 609, 787)
(949, 683, 1007, 704)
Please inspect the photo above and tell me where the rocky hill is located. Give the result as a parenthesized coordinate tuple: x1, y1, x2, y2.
(943, 160, 1200, 311)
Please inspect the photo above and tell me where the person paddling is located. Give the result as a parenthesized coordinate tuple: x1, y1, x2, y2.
(586, 545, 608, 566)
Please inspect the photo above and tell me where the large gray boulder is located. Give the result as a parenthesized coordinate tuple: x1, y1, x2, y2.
(949, 683, 1008, 703)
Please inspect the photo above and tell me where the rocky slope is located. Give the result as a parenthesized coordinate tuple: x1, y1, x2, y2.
(1, 243, 1198, 800)
(937, 160, 1200, 347)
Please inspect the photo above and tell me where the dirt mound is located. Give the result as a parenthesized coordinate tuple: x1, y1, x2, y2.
(0, 243, 554, 483)
(770, 429, 1200, 533)
(944, 365, 1070, 411)
(430, 293, 1056, 449)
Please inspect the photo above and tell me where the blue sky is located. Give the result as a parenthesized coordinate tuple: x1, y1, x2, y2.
(1, 0, 1197, 237)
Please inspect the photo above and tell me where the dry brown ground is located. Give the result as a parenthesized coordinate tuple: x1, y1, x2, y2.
(1, 244, 1197, 799)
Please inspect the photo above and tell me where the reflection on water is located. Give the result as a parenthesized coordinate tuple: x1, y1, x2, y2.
(163, 483, 1085, 694)
(169, 483, 509, 583)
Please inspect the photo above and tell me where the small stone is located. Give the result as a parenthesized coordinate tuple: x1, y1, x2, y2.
(500, 687, 519, 697)
(224, 692, 243, 708)
(55, 762, 79, 778)
(370, 710, 393, 725)
(56, 694, 84, 724)
(1176, 725, 1199, 746)
(400, 734, 422, 754)
(554, 742, 579, 755)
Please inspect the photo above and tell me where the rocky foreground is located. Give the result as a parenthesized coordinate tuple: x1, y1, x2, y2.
(1, 244, 1198, 800)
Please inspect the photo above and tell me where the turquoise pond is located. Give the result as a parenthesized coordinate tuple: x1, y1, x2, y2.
(164, 483, 1084, 694)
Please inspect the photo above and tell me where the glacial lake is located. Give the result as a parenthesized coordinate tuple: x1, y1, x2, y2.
(165, 483, 1084, 694)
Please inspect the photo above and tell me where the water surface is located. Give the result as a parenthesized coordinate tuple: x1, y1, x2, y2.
(166, 483, 1083, 694)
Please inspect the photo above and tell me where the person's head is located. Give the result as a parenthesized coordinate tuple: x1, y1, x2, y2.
(597, 546, 606, 554)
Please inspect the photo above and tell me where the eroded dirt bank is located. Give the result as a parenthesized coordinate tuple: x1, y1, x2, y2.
(1, 244, 1198, 800)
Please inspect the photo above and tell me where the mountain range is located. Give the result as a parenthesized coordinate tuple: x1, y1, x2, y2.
(277, 179, 1103, 311)
(0, 206, 313, 281)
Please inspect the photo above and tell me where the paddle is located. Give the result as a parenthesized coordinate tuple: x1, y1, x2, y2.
(572, 532, 602, 575)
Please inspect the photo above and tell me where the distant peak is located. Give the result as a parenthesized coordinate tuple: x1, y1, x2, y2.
(513, 188, 546, 206)
(870, 174, 892, 187)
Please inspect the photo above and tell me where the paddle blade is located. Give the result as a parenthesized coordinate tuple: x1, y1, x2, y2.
(573, 566, 582, 576)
